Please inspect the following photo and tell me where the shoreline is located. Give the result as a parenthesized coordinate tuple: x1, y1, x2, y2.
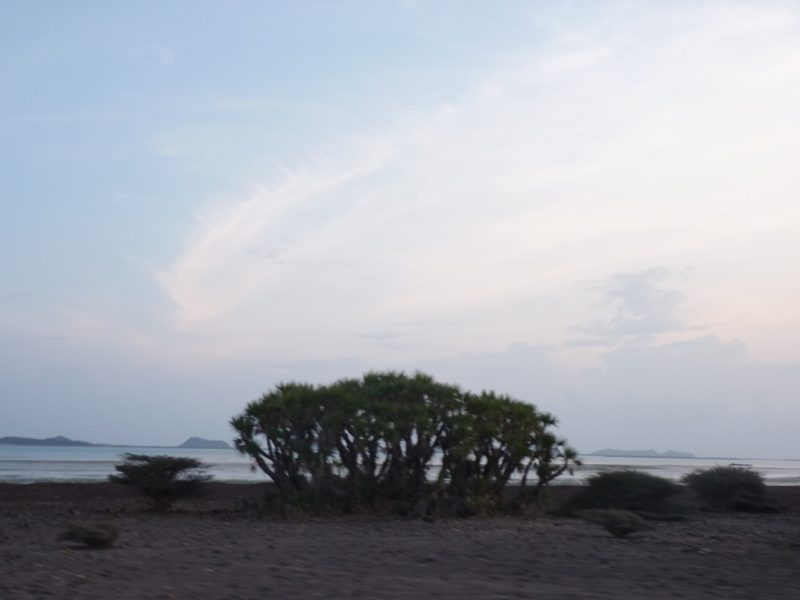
(2, 480, 800, 513)
(3, 448, 799, 488)
(3, 478, 800, 488)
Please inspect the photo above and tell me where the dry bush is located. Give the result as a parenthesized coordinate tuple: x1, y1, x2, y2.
(60, 522, 119, 549)
(579, 508, 653, 538)
(579, 509, 653, 538)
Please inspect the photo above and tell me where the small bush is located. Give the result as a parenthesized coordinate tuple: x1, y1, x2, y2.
(60, 522, 119, 548)
(109, 454, 211, 511)
(579, 509, 652, 538)
(682, 466, 777, 512)
(573, 470, 682, 513)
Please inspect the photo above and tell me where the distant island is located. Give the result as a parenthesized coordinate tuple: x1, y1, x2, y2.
(588, 448, 695, 458)
(0, 435, 94, 447)
(177, 437, 231, 450)
(0, 435, 231, 450)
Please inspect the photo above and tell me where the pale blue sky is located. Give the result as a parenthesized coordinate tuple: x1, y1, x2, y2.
(2, 1, 799, 457)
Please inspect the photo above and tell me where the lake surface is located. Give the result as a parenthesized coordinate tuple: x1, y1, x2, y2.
(0, 446, 259, 483)
(1, 445, 799, 485)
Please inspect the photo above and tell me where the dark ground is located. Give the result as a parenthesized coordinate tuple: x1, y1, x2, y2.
(1, 482, 799, 599)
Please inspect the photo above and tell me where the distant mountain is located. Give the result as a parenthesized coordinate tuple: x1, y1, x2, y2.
(0, 435, 94, 447)
(659, 450, 696, 458)
(177, 436, 231, 450)
(589, 448, 695, 458)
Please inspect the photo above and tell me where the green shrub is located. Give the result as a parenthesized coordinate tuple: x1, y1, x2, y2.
(231, 371, 579, 515)
(109, 454, 211, 511)
(682, 466, 777, 512)
(579, 509, 653, 538)
(573, 470, 682, 513)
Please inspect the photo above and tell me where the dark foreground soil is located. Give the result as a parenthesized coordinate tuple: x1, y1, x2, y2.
(1, 483, 799, 599)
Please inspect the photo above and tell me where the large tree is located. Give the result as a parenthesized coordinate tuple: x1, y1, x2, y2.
(231, 371, 578, 514)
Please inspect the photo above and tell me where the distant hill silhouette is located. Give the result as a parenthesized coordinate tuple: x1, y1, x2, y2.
(177, 436, 231, 450)
(588, 448, 695, 458)
(0, 435, 94, 447)
(0, 434, 232, 449)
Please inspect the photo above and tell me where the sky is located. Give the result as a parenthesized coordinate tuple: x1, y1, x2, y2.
(1, 1, 799, 458)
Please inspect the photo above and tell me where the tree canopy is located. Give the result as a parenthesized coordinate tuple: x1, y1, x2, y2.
(231, 371, 578, 514)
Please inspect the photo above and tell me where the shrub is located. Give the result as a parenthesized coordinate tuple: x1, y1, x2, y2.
(109, 454, 211, 511)
(60, 522, 119, 548)
(579, 509, 653, 538)
(573, 470, 682, 513)
(682, 466, 777, 512)
(231, 371, 579, 515)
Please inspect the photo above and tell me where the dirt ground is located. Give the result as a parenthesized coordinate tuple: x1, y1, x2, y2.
(1, 482, 799, 599)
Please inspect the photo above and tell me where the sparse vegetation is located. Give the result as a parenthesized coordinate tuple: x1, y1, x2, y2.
(231, 371, 579, 515)
(682, 466, 778, 512)
(108, 454, 211, 511)
(579, 509, 653, 538)
(60, 522, 119, 548)
(571, 470, 683, 514)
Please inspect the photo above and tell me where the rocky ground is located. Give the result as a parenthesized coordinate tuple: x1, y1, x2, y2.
(1, 483, 799, 599)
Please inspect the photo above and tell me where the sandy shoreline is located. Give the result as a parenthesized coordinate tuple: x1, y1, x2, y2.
(1, 482, 799, 599)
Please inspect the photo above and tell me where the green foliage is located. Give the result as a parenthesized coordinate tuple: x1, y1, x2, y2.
(579, 509, 653, 538)
(108, 454, 211, 511)
(60, 522, 119, 548)
(682, 466, 777, 512)
(573, 470, 682, 513)
(231, 371, 579, 515)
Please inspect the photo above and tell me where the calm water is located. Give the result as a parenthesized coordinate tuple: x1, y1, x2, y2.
(1, 445, 799, 485)
(0, 446, 259, 483)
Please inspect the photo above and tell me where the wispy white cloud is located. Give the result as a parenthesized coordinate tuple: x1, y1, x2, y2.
(153, 1, 800, 364)
(156, 150, 388, 323)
